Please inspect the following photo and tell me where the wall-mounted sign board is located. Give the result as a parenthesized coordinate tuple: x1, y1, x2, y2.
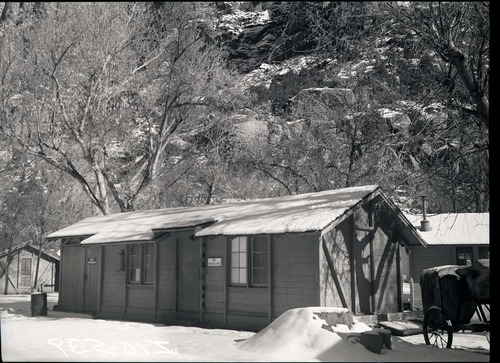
(207, 257, 222, 267)
(87, 257, 97, 264)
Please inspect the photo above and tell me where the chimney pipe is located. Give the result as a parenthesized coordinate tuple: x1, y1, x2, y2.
(420, 195, 431, 231)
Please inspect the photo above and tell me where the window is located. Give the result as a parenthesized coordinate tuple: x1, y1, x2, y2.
(456, 247, 473, 266)
(128, 243, 155, 284)
(230, 236, 269, 287)
(231, 237, 247, 285)
(478, 247, 489, 260)
(20, 258, 32, 286)
(251, 236, 268, 286)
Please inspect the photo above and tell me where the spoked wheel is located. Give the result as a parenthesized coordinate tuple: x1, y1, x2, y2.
(423, 306, 453, 348)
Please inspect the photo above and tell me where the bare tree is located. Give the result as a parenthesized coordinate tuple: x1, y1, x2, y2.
(384, 2, 489, 130)
(1, 2, 238, 214)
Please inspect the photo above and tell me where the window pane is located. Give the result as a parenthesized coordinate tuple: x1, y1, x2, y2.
(261, 270, 268, 285)
(456, 247, 473, 266)
(130, 268, 141, 282)
(261, 238, 268, 251)
(232, 252, 240, 268)
(143, 243, 155, 284)
(253, 238, 261, 251)
(131, 244, 140, 255)
(232, 237, 240, 251)
(231, 268, 240, 283)
(253, 269, 262, 285)
(129, 244, 141, 283)
(239, 269, 247, 284)
(478, 247, 489, 260)
(240, 253, 247, 268)
(254, 253, 261, 267)
(240, 237, 247, 252)
(144, 256, 154, 283)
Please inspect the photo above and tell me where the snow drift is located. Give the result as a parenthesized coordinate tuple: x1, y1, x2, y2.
(236, 307, 374, 360)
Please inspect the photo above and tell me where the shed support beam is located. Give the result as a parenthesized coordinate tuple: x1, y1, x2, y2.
(350, 216, 356, 314)
(223, 237, 228, 327)
(268, 236, 273, 324)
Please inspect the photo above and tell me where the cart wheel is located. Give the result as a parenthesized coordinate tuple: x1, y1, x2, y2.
(423, 306, 453, 348)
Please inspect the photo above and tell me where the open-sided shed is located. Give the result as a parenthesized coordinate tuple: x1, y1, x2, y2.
(46, 185, 426, 330)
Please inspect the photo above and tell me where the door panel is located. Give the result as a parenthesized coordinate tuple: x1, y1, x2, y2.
(177, 239, 200, 313)
(61, 246, 85, 311)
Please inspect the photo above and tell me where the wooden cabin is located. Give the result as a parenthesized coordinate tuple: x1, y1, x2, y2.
(401, 212, 489, 312)
(46, 185, 427, 330)
(0, 243, 59, 294)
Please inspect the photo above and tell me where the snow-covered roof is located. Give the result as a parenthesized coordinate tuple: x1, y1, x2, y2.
(46, 185, 382, 244)
(404, 213, 489, 246)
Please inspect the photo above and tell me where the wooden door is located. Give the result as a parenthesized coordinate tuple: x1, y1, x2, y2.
(177, 239, 200, 313)
(60, 245, 85, 311)
(83, 245, 99, 313)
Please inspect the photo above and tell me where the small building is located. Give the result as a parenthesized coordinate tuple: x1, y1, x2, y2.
(402, 212, 489, 311)
(46, 185, 427, 330)
(0, 243, 60, 294)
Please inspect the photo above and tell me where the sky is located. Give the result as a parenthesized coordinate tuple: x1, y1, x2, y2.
(0, 293, 490, 362)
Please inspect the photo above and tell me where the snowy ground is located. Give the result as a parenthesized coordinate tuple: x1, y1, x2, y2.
(0, 293, 490, 362)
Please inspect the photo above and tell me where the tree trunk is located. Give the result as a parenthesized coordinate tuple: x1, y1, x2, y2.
(3, 238, 13, 295)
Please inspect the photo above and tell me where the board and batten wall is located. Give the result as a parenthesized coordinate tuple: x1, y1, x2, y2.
(203, 233, 320, 331)
(98, 231, 190, 323)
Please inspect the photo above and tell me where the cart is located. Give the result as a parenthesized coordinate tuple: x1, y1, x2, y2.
(419, 259, 489, 348)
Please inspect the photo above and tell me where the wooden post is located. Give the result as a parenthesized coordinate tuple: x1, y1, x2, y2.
(123, 244, 128, 319)
(268, 235, 273, 324)
(223, 237, 228, 327)
(58, 239, 64, 309)
(396, 242, 403, 312)
(16, 251, 20, 289)
(350, 216, 356, 314)
(154, 241, 159, 322)
(96, 246, 103, 316)
(368, 205, 376, 314)
(175, 237, 178, 319)
(199, 238, 204, 325)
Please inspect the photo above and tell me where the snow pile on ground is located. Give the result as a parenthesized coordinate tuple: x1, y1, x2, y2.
(237, 307, 376, 360)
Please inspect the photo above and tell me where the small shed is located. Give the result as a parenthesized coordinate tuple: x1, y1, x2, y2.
(402, 213, 489, 311)
(46, 185, 426, 330)
(0, 243, 60, 294)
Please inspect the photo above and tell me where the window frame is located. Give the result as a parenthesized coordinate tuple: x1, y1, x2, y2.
(229, 235, 269, 288)
(127, 243, 155, 285)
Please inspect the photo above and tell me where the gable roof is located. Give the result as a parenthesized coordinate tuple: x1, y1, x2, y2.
(404, 213, 489, 246)
(0, 242, 60, 263)
(46, 185, 425, 246)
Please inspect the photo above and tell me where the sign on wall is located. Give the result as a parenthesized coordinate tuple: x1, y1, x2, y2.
(87, 257, 97, 264)
(207, 257, 222, 267)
